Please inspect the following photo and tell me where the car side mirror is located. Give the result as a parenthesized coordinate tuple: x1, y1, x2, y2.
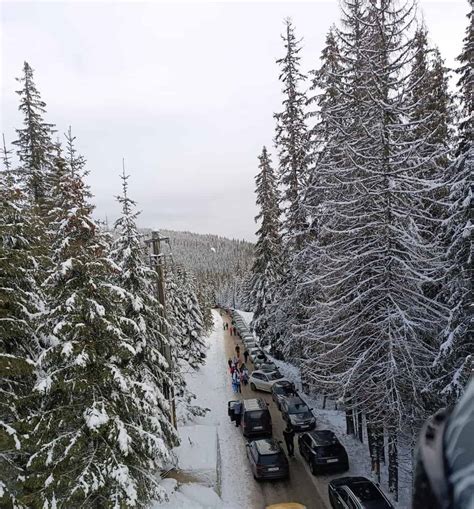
(245, 443, 250, 447)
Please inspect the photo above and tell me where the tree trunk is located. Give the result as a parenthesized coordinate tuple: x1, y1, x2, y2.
(322, 395, 327, 410)
(357, 409, 364, 443)
(378, 427, 386, 465)
(388, 431, 398, 501)
(345, 396, 355, 435)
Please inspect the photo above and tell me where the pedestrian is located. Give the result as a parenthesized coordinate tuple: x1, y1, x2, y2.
(283, 424, 295, 458)
(228, 358, 233, 372)
(244, 349, 249, 363)
(241, 364, 249, 386)
(234, 401, 242, 427)
(235, 368, 242, 393)
(231, 369, 240, 394)
(235, 345, 240, 357)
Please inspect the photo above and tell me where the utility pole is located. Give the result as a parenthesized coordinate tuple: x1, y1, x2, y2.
(146, 231, 177, 428)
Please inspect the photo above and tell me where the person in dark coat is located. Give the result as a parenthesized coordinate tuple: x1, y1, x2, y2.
(228, 358, 233, 372)
(283, 424, 295, 457)
(243, 349, 249, 363)
(235, 345, 240, 357)
(234, 401, 242, 427)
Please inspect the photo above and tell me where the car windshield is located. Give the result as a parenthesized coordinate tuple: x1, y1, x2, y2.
(351, 482, 390, 507)
(267, 372, 282, 381)
(288, 403, 309, 414)
(316, 444, 343, 456)
(259, 453, 284, 465)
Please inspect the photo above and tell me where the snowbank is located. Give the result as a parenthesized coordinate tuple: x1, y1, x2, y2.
(172, 424, 218, 486)
(235, 310, 254, 328)
(153, 478, 224, 509)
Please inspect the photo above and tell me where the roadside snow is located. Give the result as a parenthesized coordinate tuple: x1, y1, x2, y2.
(153, 479, 224, 509)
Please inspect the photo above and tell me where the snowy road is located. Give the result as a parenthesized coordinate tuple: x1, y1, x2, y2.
(187, 310, 328, 509)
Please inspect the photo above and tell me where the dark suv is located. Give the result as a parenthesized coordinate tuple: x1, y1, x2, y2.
(228, 398, 272, 438)
(328, 477, 394, 508)
(271, 380, 298, 409)
(298, 430, 349, 474)
(280, 396, 316, 431)
(246, 438, 289, 480)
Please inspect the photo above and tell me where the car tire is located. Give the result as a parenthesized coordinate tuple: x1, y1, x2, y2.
(250, 383, 256, 391)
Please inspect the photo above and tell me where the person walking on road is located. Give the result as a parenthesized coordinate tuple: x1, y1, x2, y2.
(228, 358, 233, 373)
(243, 349, 249, 364)
(283, 424, 295, 458)
(235, 345, 240, 358)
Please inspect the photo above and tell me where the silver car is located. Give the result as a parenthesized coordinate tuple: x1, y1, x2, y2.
(249, 370, 287, 392)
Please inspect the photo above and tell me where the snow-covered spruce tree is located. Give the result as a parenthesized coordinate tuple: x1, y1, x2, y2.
(0, 136, 42, 508)
(24, 134, 174, 508)
(174, 265, 206, 369)
(164, 264, 208, 423)
(298, 0, 449, 498)
(432, 2, 473, 404)
(249, 147, 282, 345)
(274, 19, 311, 251)
(111, 163, 178, 438)
(267, 19, 311, 358)
(12, 62, 55, 208)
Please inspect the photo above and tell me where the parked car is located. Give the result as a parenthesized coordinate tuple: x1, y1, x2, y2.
(260, 362, 279, 373)
(228, 398, 273, 438)
(253, 356, 271, 370)
(246, 438, 289, 480)
(245, 341, 258, 350)
(266, 505, 306, 509)
(328, 477, 394, 509)
(298, 430, 349, 475)
(280, 396, 316, 431)
(252, 351, 268, 366)
(249, 370, 286, 392)
(249, 347, 263, 361)
(271, 380, 298, 409)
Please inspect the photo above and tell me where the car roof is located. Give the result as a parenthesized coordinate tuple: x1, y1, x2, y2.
(307, 430, 339, 446)
(254, 438, 281, 455)
(242, 398, 267, 411)
(283, 396, 305, 405)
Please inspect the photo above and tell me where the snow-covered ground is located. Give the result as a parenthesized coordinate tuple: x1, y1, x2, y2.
(234, 309, 411, 508)
(156, 310, 253, 509)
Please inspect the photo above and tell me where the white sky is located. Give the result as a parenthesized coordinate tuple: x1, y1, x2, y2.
(0, 0, 469, 241)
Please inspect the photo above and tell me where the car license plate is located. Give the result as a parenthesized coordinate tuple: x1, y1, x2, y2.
(268, 467, 279, 471)
(300, 425, 309, 429)
(327, 458, 338, 463)
(253, 426, 263, 430)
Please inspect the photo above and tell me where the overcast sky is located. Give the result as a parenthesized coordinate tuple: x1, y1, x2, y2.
(0, 0, 469, 241)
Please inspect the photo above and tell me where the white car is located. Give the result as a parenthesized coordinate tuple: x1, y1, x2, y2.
(250, 370, 287, 392)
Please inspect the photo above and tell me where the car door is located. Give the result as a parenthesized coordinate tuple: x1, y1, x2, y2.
(252, 372, 263, 390)
(299, 434, 310, 460)
(259, 373, 271, 391)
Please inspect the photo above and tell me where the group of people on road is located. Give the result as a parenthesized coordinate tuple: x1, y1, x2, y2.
(228, 354, 250, 394)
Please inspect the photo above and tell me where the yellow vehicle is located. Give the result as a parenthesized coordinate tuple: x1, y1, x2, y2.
(265, 504, 307, 509)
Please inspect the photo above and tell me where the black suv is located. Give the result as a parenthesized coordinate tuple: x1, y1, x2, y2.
(228, 398, 272, 438)
(246, 438, 289, 480)
(328, 477, 394, 508)
(280, 396, 316, 431)
(298, 430, 349, 475)
(271, 380, 298, 409)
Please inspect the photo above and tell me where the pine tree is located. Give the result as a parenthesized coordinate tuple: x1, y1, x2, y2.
(432, 2, 473, 402)
(111, 161, 178, 440)
(274, 18, 311, 252)
(164, 265, 208, 423)
(297, 0, 448, 498)
(0, 136, 42, 507)
(249, 147, 282, 345)
(25, 134, 174, 507)
(12, 62, 55, 207)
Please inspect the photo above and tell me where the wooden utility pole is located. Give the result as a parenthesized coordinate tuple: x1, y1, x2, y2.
(146, 231, 177, 428)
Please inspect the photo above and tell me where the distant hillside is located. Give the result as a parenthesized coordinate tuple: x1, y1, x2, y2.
(138, 228, 254, 308)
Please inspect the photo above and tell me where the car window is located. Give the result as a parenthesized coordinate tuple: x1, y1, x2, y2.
(351, 482, 386, 503)
(288, 403, 309, 413)
(259, 453, 284, 465)
(316, 443, 344, 456)
(267, 372, 282, 381)
(302, 434, 311, 446)
(252, 373, 262, 380)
